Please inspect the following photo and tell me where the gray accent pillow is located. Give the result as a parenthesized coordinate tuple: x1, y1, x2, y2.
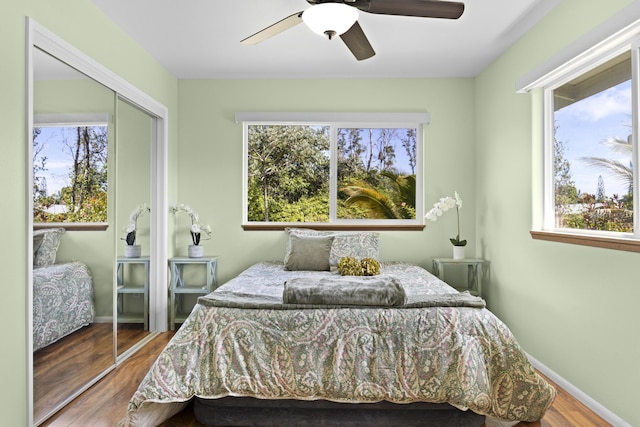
(284, 234, 334, 271)
(33, 228, 66, 267)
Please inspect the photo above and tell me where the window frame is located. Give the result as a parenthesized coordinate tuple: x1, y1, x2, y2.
(237, 112, 430, 230)
(518, 16, 640, 252)
(33, 113, 111, 231)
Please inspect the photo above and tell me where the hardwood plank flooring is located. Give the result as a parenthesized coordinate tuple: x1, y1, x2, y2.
(34, 323, 151, 424)
(41, 331, 611, 427)
(34, 323, 113, 422)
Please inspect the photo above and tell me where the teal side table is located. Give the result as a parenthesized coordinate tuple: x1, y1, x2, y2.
(432, 258, 484, 297)
(116, 256, 150, 330)
(169, 256, 218, 330)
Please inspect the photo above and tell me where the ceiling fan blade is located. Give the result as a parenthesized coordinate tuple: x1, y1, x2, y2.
(241, 11, 304, 45)
(363, 0, 464, 19)
(340, 21, 375, 61)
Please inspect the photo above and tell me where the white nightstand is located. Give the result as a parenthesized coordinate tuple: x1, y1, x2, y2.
(431, 258, 484, 297)
(116, 256, 150, 330)
(169, 256, 218, 330)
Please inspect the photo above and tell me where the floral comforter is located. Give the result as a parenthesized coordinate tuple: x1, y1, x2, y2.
(120, 262, 555, 426)
(33, 261, 95, 351)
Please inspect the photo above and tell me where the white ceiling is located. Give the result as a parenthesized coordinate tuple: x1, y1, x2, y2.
(90, 0, 561, 80)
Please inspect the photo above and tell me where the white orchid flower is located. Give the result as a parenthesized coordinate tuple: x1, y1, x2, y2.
(172, 204, 212, 245)
(455, 191, 463, 209)
(425, 192, 466, 247)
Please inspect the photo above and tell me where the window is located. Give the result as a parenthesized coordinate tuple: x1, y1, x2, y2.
(518, 18, 640, 251)
(239, 113, 428, 229)
(549, 51, 633, 234)
(33, 114, 109, 227)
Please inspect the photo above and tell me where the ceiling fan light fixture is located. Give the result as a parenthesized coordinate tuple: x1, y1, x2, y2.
(302, 3, 359, 39)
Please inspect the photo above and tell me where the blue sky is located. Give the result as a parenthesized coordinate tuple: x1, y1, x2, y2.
(554, 80, 632, 197)
(34, 126, 75, 196)
(339, 127, 416, 176)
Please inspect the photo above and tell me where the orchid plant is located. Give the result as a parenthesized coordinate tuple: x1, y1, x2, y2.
(425, 191, 466, 246)
(123, 204, 150, 246)
(170, 204, 212, 246)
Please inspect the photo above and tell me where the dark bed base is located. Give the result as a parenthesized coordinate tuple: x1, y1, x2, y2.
(194, 397, 485, 427)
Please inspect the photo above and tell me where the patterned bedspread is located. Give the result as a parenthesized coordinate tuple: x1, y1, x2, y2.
(33, 261, 95, 351)
(120, 262, 555, 426)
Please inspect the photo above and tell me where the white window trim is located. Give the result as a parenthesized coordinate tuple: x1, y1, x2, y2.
(237, 112, 430, 228)
(518, 9, 640, 250)
(542, 47, 639, 239)
(516, 2, 640, 93)
(33, 113, 112, 229)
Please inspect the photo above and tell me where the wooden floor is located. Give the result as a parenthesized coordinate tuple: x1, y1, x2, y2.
(41, 331, 611, 427)
(34, 322, 151, 424)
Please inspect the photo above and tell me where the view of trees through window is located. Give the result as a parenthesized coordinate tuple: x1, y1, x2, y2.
(247, 124, 418, 223)
(552, 52, 633, 233)
(33, 125, 108, 223)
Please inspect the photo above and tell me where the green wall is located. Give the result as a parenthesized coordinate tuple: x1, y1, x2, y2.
(3, 0, 639, 425)
(0, 1, 177, 425)
(176, 78, 477, 284)
(475, 0, 638, 425)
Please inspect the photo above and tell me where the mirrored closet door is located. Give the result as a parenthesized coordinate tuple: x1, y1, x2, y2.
(28, 19, 168, 426)
(115, 97, 154, 357)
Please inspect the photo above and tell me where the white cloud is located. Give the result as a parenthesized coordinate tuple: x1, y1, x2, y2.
(569, 85, 631, 121)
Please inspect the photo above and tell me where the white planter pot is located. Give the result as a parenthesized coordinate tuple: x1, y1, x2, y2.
(452, 245, 465, 260)
(125, 244, 141, 258)
(188, 244, 204, 258)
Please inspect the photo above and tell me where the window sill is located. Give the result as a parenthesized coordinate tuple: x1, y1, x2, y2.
(33, 222, 108, 231)
(530, 230, 640, 253)
(243, 224, 425, 231)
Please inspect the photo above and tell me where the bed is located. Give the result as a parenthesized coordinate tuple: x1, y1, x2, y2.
(33, 228, 95, 351)
(119, 229, 555, 427)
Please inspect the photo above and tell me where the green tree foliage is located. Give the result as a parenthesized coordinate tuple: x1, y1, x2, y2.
(247, 125, 330, 222)
(564, 193, 632, 232)
(336, 128, 416, 220)
(554, 134, 578, 208)
(596, 175, 606, 202)
(401, 128, 417, 174)
(33, 126, 108, 223)
(555, 132, 633, 232)
(340, 172, 416, 219)
(580, 135, 633, 196)
(247, 125, 418, 222)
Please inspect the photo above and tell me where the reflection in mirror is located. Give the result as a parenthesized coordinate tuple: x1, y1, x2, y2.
(32, 48, 116, 424)
(116, 97, 153, 357)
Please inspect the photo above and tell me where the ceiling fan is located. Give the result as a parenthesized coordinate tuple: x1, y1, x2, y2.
(240, 0, 465, 61)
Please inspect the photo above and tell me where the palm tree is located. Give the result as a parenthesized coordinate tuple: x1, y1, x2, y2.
(341, 172, 416, 219)
(580, 135, 633, 194)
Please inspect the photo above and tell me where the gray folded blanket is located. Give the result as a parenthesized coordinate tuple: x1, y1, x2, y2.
(283, 276, 407, 307)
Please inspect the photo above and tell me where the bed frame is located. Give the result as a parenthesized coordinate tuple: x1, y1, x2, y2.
(194, 397, 486, 427)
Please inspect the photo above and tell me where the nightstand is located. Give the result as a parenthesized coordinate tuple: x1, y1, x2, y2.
(432, 258, 484, 297)
(169, 256, 218, 330)
(116, 256, 150, 330)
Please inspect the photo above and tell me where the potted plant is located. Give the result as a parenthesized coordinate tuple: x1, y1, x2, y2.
(123, 204, 150, 257)
(170, 204, 212, 258)
(425, 191, 467, 259)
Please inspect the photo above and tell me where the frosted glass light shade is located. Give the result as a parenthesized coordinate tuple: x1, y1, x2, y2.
(302, 3, 359, 37)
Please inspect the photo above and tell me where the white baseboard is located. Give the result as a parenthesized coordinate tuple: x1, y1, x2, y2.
(93, 316, 113, 323)
(527, 353, 631, 427)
